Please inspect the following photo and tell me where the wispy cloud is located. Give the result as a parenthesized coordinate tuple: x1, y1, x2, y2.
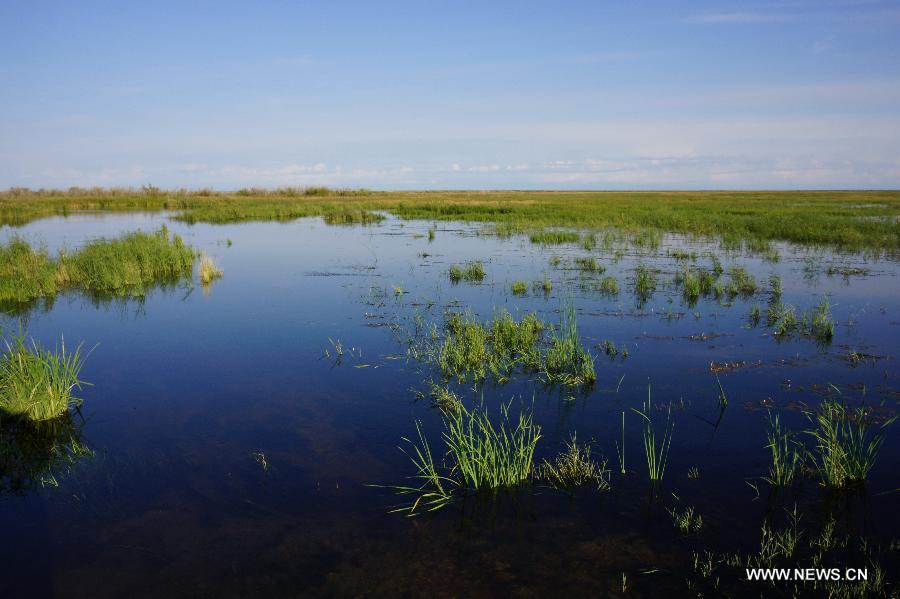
(683, 12, 794, 24)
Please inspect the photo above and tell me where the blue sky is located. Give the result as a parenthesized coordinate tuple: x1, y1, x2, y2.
(2, 1, 899, 189)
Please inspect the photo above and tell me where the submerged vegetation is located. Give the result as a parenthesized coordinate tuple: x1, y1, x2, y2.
(0, 226, 195, 309)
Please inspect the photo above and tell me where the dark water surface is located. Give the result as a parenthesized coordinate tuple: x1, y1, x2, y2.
(0, 213, 898, 597)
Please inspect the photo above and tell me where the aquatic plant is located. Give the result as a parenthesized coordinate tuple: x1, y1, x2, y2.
(444, 403, 541, 491)
(598, 276, 619, 295)
(0, 334, 88, 421)
(631, 386, 674, 482)
(539, 434, 609, 490)
(669, 505, 703, 533)
(427, 383, 463, 415)
(387, 402, 542, 515)
(537, 278, 552, 294)
(529, 230, 580, 245)
(805, 397, 895, 488)
(427, 227, 436, 242)
(573, 257, 603, 272)
(511, 280, 528, 295)
(543, 300, 596, 386)
(0, 226, 195, 308)
(633, 264, 657, 304)
(762, 412, 801, 487)
(199, 253, 223, 285)
(448, 260, 485, 283)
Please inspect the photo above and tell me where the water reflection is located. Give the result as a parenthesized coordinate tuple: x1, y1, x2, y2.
(0, 412, 93, 495)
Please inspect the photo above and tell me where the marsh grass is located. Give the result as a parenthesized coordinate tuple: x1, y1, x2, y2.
(511, 280, 528, 295)
(769, 296, 835, 343)
(0, 334, 88, 421)
(199, 253, 223, 285)
(3, 189, 898, 251)
(0, 226, 195, 309)
(539, 434, 609, 490)
(445, 402, 541, 491)
(388, 402, 541, 514)
(448, 261, 485, 283)
(529, 230, 580, 245)
(598, 276, 619, 295)
(762, 412, 801, 487)
(669, 505, 703, 533)
(543, 300, 596, 386)
(632, 386, 674, 482)
(437, 310, 544, 382)
(805, 397, 895, 489)
(633, 265, 657, 304)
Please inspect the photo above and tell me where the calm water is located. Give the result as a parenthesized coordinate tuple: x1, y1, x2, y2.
(1, 213, 898, 598)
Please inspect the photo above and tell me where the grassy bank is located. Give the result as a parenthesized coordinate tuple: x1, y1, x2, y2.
(0, 225, 195, 309)
(2, 188, 899, 250)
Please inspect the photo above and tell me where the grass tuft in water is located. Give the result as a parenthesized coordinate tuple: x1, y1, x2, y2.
(762, 412, 801, 487)
(511, 280, 528, 295)
(631, 385, 674, 482)
(529, 230, 580, 245)
(543, 300, 596, 386)
(448, 260, 486, 283)
(387, 402, 541, 515)
(539, 433, 609, 490)
(0, 334, 89, 421)
(805, 397, 895, 489)
(198, 253, 223, 285)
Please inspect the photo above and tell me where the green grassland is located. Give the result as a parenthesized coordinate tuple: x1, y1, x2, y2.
(1, 188, 899, 250)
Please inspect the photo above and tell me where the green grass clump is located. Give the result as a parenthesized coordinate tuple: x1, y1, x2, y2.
(725, 266, 757, 298)
(0, 239, 59, 306)
(57, 226, 195, 296)
(427, 383, 463, 415)
(448, 260, 485, 283)
(810, 295, 835, 341)
(488, 311, 544, 376)
(598, 276, 619, 295)
(511, 280, 528, 295)
(680, 267, 701, 305)
(574, 256, 604, 272)
(438, 313, 490, 381)
(633, 264, 657, 304)
(539, 434, 609, 490)
(0, 226, 196, 310)
(543, 301, 596, 386)
(762, 412, 801, 487)
(438, 311, 544, 382)
(320, 208, 384, 225)
(388, 403, 541, 514)
(669, 505, 703, 533)
(805, 398, 895, 489)
(536, 278, 552, 294)
(445, 403, 541, 491)
(0, 334, 88, 421)
(769, 296, 835, 343)
(529, 230, 581, 245)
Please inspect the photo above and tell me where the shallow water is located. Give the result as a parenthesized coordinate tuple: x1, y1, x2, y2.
(1, 213, 898, 597)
